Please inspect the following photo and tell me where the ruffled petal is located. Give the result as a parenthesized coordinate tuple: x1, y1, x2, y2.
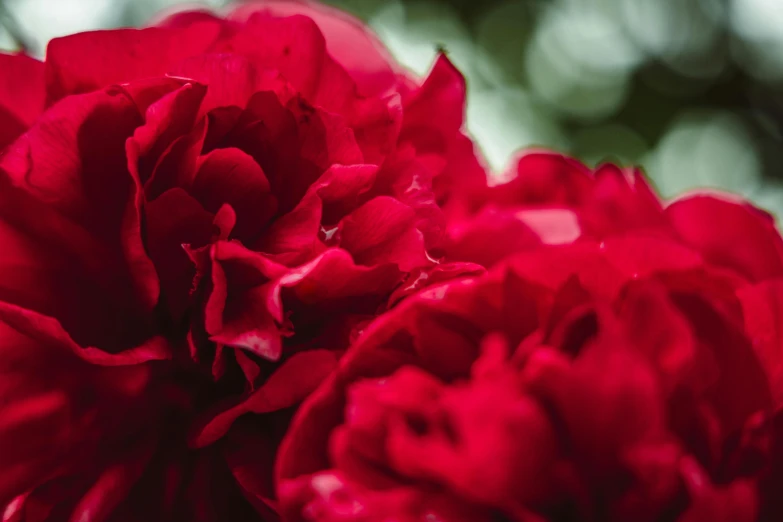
(126, 81, 206, 184)
(275, 282, 476, 483)
(0, 303, 160, 506)
(371, 154, 444, 249)
(196, 244, 404, 385)
(305, 57, 401, 165)
(0, 87, 162, 349)
(145, 117, 207, 199)
(490, 151, 593, 207)
(171, 7, 403, 165)
(580, 164, 665, 237)
(258, 164, 378, 265)
(666, 195, 783, 281)
(204, 241, 288, 360)
(279, 471, 501, 522)
(229, 0, 401, 97)
(215, 12, 328, 101)
(0, 88, 139, 231)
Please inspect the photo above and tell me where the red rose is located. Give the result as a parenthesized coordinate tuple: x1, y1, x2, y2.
(277, 170, 783, 521)
(443, 152, 783, 282)
(0, 2, 482, 520)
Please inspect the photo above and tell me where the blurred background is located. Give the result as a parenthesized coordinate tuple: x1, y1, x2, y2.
(1, 0, 782, 219)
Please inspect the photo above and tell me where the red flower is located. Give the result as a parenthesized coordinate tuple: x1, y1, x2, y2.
(443, 152, 783, 282)
(0, 2, 483, 520)
(277, 176, 783, 521)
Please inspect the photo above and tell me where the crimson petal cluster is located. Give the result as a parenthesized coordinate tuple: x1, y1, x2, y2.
(277, 153, 783, 521)
(0, 2, 483, 520)
(2, 1, 783, 522)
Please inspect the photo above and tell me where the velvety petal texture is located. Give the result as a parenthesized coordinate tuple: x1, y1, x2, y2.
(276, 148, 783, 521)
(0, 3, 482, 521)
(3, 2, 782, 521)
(278, 233, 783, 521)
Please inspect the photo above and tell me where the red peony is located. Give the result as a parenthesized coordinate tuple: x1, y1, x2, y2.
(0, 1, 483, 520)
(276, 156, 783, 521)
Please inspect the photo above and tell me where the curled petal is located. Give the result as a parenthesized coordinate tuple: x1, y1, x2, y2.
(205, 241, 288, 360)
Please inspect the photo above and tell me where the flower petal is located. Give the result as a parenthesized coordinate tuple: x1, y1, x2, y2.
(388, 261, 486, 308)
(444, 207, 543, 268)
(205, 241, 288, 360)
(0, 304, 158, 506)
(0, 106, 27, 151)
(280, 247, 405, 304)
(216, 12, 328, 100)
(491, 151, 593, 207)
(45, 25, 221, 103)
(258, 164, 378, 265)
(144, 188, 214, 322)
(0, 87, 161, 348)
(127, 81, 206, 184)
(190, 350, 339, 447)
(401, 53, 465, 146)
(338, 196, 429, 271)
(666, 195, 783, 281)
(738, 279, 783, 406)
(230, 0, 401, 97)
(580, 164, 665, 237)
(192, 147, 276, 242)
(0, 53, 45, 147)
(168, 53, 292, 115)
